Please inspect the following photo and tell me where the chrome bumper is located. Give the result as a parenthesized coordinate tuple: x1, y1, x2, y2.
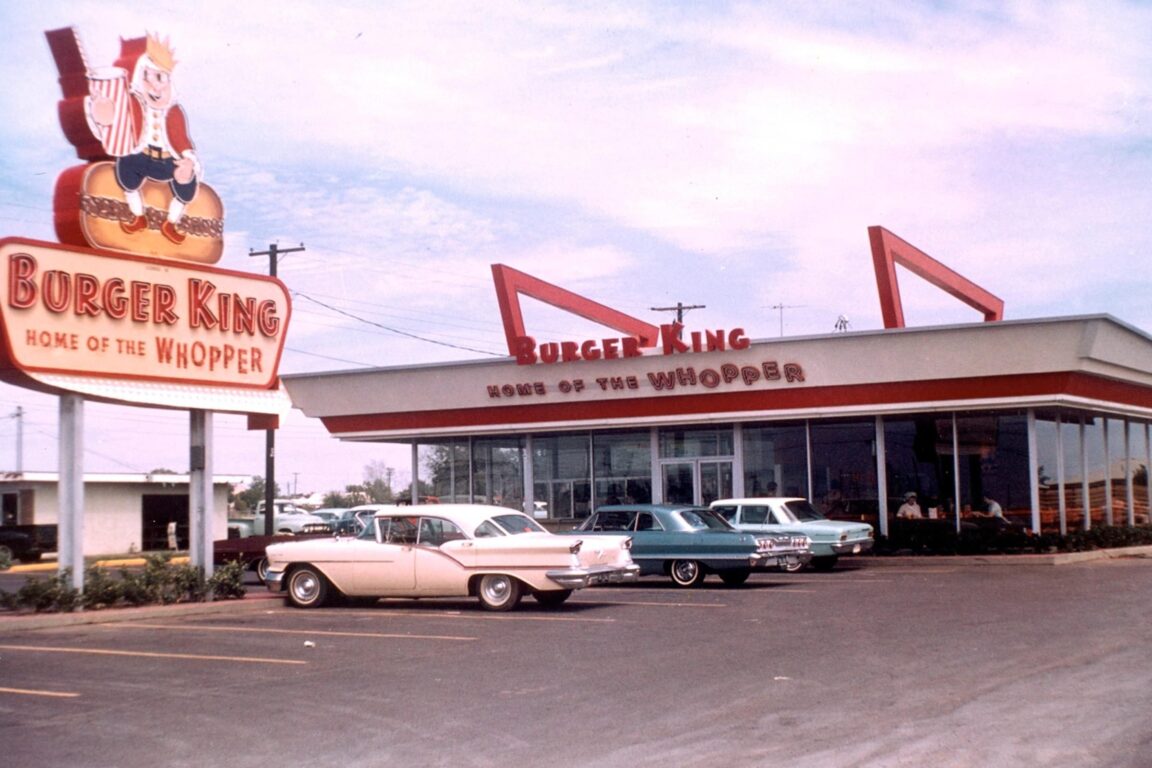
(751, 550, 813, 569)
(546, 563, 641, 589)
(830, 539, 874, 555)
(264, 569, 286, 593)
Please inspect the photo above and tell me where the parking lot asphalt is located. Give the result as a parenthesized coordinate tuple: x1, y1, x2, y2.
(3, 551, 1151, 768)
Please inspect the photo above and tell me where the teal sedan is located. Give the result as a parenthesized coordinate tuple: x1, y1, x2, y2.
(570, 504, 810, 587)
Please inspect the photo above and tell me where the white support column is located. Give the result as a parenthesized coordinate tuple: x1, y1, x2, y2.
(58, 394, 84, 592)
(731, 423, 745, 498)
(875, 415, 889, 538)
(523, 434, 535, 516)
(1103, 419, 1114, 526)
(1027, 410, 1041, 533)
(1124, 420, 1135, 527)
(951, 414, 962, 534)
(189, 410, 214, 584)
(804, 421, 814, 503)
(1080, 419, 1090, 531)
(649, 428, 661, 504)
(410, 442, 419, 504)
(1056, 414, 1067, 536)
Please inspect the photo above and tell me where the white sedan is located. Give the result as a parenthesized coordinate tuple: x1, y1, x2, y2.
(265, 504, 639, 611)
(711, 497, 874, 571)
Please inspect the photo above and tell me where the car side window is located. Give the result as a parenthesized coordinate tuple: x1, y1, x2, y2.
(474, 521, 504, 538)
(591, 511, 632, 531)
(633, 512, 662, 531)
(382, 517, 419, 545)
(419, 517, 466, 547)
(744, 506, 771, 525)
(712, 505, 737, 522)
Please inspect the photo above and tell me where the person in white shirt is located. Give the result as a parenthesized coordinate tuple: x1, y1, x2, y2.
(896, 492, 923, 519)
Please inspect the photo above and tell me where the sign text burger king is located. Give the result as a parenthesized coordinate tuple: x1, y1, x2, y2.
(0, 238, 290, 388)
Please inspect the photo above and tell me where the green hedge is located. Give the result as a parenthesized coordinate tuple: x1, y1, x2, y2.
(876, 523, 1152, 557)
(0, 554, 247, 613)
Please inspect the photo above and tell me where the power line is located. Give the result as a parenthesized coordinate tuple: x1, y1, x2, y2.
(292, 291, 503, 356)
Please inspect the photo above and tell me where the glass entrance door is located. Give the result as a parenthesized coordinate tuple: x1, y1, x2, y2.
(699, 460, 733, 506)
(661, 460, 733, 505)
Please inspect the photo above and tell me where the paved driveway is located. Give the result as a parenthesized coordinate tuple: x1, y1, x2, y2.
(2, 557, 1150, 767)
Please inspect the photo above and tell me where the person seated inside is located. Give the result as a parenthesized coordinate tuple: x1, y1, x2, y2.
(896, 492, 923, 519)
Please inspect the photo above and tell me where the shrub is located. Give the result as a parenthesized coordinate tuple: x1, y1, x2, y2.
(9, 570, 81, 613)
(81, 565, 124, 610)
(0, 549, 12, 571)
(119, 553, 206, 605)
(208, 559, 247, 599)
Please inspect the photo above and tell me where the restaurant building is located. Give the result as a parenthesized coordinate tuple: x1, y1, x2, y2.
(0, 472, 247, 553)
(282, 232, 1152, 538)
(283, 316, 1152, 538)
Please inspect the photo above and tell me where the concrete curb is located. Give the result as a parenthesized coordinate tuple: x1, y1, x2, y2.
(6, 555, 190, 574)
(842, 544, 1152, 567)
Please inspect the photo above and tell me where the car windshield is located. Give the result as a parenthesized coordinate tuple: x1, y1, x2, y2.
(490, 514, 546, 535)
(677, 509, 732, 531)
(781, 500, 826, 523)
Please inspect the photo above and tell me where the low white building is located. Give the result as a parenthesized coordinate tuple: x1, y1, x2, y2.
(0, 472, 248, 554)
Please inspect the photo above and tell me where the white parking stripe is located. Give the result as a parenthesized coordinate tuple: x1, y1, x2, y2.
(0, 644, 307, 665)
(0, 686, 80, 698)
(123, 623, 476, 641)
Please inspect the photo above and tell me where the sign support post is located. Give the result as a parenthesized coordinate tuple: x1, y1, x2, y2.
(189, 409, 214, 587)
(58, 394, 84, 591)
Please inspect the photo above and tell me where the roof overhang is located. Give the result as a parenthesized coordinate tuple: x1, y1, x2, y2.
(283, 315, 1152, 442)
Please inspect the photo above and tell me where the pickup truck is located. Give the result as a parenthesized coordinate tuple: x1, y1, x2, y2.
(0, 524, 58, 564)
(226, 505, 331, 538)
(214, 530, 331, 583)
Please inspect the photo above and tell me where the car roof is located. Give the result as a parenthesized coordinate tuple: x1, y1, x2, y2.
(596, 503, 710, 512)
(364, 503, 533, 526)
(711, 497, 807, 505)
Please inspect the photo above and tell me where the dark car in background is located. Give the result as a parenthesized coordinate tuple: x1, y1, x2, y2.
(0, 526, 53, 564)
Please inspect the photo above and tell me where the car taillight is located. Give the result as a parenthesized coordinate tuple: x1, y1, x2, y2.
(569, 540, 583, 555)
(622, 537, 633, 551)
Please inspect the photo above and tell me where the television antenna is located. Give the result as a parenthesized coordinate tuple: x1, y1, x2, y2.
(770, 303, 806, 337)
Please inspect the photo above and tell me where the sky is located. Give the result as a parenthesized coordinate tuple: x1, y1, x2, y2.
(0, 0, 1150, 497)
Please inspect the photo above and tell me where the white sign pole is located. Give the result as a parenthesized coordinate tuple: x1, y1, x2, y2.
(189, 409, 214, 588)
(58, 394, 85, 592)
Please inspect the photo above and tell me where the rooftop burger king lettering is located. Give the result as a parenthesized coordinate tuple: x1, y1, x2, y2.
(514, 323, 751, 365)
(0, 238, 289, 389)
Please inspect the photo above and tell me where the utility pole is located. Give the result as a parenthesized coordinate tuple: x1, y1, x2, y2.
(250, 242, 305, 535)
(650, 302, 706, 323)
(11, 406, 23, 473)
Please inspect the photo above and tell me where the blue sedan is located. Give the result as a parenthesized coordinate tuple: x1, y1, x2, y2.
(570, 504, 810, 587)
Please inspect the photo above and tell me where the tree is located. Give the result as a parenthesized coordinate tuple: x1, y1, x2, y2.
(361, 460, 395, 504)
(235, 476, 280, 513)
